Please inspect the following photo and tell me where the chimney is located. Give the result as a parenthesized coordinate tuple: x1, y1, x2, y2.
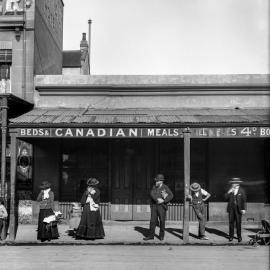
(88, 19, 92, 74)
(80, 32, 90, 74)
(80, 33, 88, 50)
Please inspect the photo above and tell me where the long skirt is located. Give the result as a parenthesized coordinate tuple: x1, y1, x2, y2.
(76, 205, 105, 239)
(37, 209, 59, 241)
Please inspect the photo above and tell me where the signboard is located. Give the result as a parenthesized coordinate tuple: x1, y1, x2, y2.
(17, 126, 270, 138)
(191, 127, 270, 138)
(18, 127, 183, 138)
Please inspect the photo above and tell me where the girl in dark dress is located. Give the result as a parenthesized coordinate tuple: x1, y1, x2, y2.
(37, 181, 59, 242)
(76, 178, 105, 240)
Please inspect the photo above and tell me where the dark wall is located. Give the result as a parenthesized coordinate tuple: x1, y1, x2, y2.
(157, 139, 207, 202)
(208, 139, 267, 202)
(31, 138, 268, 204)
(33, 140, 60, 200)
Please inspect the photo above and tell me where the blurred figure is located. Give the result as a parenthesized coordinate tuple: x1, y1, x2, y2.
(69, 202, 82, 234)
(225, 177, 247, 242)
(0, 198, 8, 240)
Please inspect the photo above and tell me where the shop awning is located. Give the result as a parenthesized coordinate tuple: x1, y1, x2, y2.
(10, 107, 270, 126)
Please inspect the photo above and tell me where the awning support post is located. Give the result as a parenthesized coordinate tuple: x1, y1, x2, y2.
(1, 97, 8, 199)
(183, 127, 191, 244)
(9, 131, 17, 241)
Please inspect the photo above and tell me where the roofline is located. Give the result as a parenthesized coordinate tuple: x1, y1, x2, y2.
(35, 74, 270, 90)
(35, 84, 270, 97)
(8, 122, 270, 129)
(36, 83, 270, 90)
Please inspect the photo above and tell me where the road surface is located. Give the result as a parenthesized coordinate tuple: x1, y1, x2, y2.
(0, 245, 269, 270)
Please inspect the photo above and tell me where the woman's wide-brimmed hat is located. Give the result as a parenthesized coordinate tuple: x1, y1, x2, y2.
(40, 181, 51, 189)
(190, 182, 201, 192)
(87, 178, 99, 186)
(154, 174, 165, 182)
(229, 177, 243, 184)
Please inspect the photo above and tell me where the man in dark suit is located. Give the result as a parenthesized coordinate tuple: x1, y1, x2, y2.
(225, 177, 247, 242)
(143, 174, 173, 241)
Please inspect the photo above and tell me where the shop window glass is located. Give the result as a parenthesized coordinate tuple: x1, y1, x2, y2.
(61, 139, 109, 202)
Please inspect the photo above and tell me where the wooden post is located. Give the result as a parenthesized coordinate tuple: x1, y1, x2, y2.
(183, 127, 191, 243)
(9, 131, 17, 241)
(1, 97, 8, 199)
(108, 143, 112, 220)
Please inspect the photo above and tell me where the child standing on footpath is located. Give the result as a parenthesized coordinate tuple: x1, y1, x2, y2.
(0, 198, 8, 240)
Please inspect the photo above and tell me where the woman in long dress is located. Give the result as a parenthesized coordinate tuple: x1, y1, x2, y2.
(76, 178, 105, 239)
(37, 181, 59, 242)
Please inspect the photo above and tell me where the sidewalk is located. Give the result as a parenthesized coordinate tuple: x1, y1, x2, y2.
(1, 221, 260, 245)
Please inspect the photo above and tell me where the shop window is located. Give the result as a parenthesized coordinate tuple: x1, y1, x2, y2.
(0, 64, 10, 80)
(3, 0, 23, 13)
(159, 140, 184, 202)
(61, 140, 109, 202)
(16, 141, 33, 200)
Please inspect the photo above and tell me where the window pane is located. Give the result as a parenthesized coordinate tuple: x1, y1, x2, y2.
(0, 49, 12, 62)
(0, 64, 10, 80)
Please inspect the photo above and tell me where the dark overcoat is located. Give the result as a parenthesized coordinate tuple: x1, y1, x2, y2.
(225, 187, 247, 214)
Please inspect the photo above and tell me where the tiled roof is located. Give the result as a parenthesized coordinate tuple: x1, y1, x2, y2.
(10, 108, 270, 126)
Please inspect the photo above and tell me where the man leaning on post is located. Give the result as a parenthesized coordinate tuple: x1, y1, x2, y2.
(143, 174, 173, 241)
(187, 182, 211, 240)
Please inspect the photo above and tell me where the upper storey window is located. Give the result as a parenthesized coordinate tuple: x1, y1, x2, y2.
(0, 0, 25, 15)
(0, 49, 12, 93)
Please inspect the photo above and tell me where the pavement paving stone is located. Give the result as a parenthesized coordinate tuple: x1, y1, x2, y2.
(0, 221, 261, 246)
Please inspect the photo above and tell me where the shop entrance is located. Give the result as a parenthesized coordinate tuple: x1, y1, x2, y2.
(111, 140, 156, 220)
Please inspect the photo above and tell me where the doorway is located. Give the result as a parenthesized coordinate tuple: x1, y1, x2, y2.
(111, 140, 156, 220)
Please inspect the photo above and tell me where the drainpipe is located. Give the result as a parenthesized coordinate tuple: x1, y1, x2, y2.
(88, 19, 92, 75)
(1, 97, 8, 199)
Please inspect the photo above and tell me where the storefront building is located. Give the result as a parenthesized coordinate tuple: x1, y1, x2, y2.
(0, 1, 64, 240)
(8, 74, 270, 240)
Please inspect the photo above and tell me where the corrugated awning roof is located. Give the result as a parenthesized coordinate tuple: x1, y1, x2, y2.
(10, 108, 270, 126)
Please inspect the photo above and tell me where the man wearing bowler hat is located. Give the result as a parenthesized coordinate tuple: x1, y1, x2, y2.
(143, 174, 173, 241)
(225, 177, 247, 242)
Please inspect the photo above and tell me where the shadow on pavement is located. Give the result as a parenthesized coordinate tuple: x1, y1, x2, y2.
(166, 228, 199, 240)
(134, 226, 149, 237)
(134, 226, 159, 239)
(205, 227, 229, 239)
